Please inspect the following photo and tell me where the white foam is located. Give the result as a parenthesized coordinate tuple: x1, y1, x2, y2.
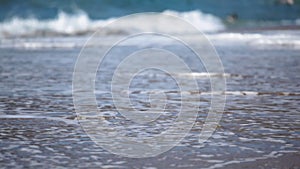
(206, 151, 282, 169)
(0, 10, 224, 38)
(0, 11, 108, 37)
(0, 11, 116, 38)
(178, 72, 231, 78)
(0, 115, 78, 125)
(162, 10, 225, 32)
(207, 32, 300, 49)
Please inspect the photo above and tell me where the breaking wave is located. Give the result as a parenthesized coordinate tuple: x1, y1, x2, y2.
(0, 10, 225, 38)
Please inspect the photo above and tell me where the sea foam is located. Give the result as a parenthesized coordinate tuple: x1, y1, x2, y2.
(0, 10, 225, 38)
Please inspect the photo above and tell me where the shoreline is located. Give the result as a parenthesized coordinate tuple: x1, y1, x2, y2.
(220, 24, 300, 33)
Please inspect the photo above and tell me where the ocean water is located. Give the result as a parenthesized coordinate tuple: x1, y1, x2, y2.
(0, 1, 300, 169)
(0, 0, 300, 37)
(0, 31, 300, 168)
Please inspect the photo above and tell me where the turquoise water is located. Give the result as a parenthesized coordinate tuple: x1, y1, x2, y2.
(0, 0, 300, 38)
(0, 0, 300, 21)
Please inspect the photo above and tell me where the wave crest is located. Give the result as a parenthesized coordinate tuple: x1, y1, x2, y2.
(0, 10, 225, 38)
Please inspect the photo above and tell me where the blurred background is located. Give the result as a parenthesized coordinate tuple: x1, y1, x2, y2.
(0, 0, 299, 37)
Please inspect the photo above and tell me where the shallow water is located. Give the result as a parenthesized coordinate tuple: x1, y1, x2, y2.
(0, 32, 299, 168)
